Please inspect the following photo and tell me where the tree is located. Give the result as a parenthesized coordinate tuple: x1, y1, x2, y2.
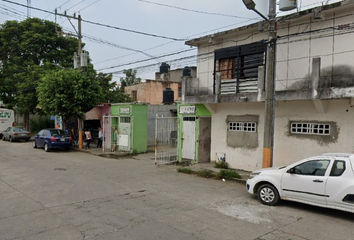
(37, 69, 101, 128)
(120, 69, 141, 90)
(97, 72, 132, 103)
(0, 18, 79, 129)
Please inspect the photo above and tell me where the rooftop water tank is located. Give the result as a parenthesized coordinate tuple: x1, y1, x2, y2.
(163, 88, 174, 104)
(183, 66, 191, 77)
(160, 63, 170, 74)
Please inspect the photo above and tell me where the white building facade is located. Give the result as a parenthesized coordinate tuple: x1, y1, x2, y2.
(182, 1, 354, 171)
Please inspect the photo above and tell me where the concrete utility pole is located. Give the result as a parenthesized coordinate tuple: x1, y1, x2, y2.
(242, 0, 277, 167)
(262, 0, 277, 168)
(55, 11, 84, 150)
(77, 14, 84, 150)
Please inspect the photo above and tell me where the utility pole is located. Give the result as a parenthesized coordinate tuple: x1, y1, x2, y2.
(262, 0, 277, 168)
(77, 14, 84, 150)
(55, 11, 85, 150)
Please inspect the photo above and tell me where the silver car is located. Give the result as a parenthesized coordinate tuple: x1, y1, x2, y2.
(2, 127, 31, 142)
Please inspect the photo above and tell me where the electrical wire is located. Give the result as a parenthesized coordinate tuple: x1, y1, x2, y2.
(1, 0, 186, 41)
(138, 0, 258, 20)
(77, 0, 101, 13)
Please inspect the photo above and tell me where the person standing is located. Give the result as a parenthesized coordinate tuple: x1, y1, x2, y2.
(84, 129, 92, 149)
(97, 127, 103, 148)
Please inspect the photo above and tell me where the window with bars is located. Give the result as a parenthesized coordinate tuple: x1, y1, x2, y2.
(291, 122, 330, 135)
(120, 116, 131, 123)
(228, 122, 257, 132)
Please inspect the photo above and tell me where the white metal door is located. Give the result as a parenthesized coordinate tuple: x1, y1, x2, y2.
(119, 116, 131, 152)
(182, 116, 196, 160)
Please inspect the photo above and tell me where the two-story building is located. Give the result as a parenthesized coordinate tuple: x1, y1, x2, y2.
(180, 0, 354, 171)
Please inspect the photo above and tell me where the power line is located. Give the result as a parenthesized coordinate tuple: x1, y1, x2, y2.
(77, 0, 101, 13)
(138, 0, 258, 20)
(56, 0, 73, 9)
(1, 0, 186, 41)
(97, 48, 195, 72)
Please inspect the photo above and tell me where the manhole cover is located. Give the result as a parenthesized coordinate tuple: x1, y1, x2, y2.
(54, 168, 67, 171)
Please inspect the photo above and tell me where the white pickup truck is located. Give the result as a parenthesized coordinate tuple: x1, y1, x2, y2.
(0, 108, 15, 139)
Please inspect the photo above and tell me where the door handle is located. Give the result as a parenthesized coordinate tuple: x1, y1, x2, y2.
(313, 179, 323, 183)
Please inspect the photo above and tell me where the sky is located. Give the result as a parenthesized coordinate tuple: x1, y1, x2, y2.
(0, 0, 342, 84)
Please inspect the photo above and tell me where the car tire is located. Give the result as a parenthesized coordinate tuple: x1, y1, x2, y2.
(257, 184, 280, 206)
(44, 143, 49, 152)
(32, 140, 37, 148)
(2, 136, 5, 141)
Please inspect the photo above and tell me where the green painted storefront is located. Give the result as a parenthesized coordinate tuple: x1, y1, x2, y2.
(110, 103, 148, 154)
(177, 103, 212, 163)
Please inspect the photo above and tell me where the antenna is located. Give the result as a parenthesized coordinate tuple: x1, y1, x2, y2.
(27, 0, 31, 18)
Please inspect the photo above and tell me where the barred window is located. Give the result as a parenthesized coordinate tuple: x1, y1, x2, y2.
(291, 122, 330, 135)
(120, 116, 131, 123)
(229, 122, 256, 132)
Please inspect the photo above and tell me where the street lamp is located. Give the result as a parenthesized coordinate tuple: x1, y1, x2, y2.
(242, 0, 277, 168)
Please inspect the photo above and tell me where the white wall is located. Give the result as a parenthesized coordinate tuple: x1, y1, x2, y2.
(209, 102, 265, 171)
(195, 4, 354, 92)
(209, 99, 354, 171)
(273, 99, 354, 166)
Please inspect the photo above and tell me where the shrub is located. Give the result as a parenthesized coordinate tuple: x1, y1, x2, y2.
(214, 161, 229, 169)
(30, 116, 54, 134)
(177, 167, 192, 174)
(216, 169, 241, 180)
(196, 169, 215, 178)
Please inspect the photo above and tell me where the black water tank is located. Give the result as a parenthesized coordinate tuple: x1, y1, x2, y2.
(163, 88, 174, 104)
(160, 63, 170, 73)
(183, 66, 191, 77)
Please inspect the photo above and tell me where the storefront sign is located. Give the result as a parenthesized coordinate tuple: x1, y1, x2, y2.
(179, 105, 196, 114)
(120, 107, 130, 114)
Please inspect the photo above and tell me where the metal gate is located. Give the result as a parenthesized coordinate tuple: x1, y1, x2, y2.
(102, 115, 132, 153)
(155, 116, 178, 165)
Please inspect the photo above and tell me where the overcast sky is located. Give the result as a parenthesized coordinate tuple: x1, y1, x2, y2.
(0, 0, 342, 83)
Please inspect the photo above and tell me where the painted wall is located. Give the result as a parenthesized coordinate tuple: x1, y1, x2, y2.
(125, 80, 180, 104)
(110, 104, 148, 154)
(274, 99, 354, 166)
(209, 102, 265, 171)
(177, 104, 212, 163)
(193, 3, 354, 93)
(209, 99, 354, 171)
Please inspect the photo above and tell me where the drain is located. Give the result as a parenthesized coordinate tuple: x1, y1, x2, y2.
(54, 168, 67, 171)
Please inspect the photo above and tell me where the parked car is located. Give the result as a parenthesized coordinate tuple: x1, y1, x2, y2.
(246, 153, 354, 213)
(2, 126, 31, 142)
(33, 128, 72, 152)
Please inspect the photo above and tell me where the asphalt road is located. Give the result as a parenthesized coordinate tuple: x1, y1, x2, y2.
(0, 140, 353, 240)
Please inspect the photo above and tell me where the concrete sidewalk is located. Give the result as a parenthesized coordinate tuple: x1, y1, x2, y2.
(76, 146, 251, 184)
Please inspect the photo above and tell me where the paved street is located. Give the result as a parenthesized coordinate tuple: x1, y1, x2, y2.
(0, 140, 353, 240)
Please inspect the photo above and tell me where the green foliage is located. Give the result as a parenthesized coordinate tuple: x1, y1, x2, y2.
(0, 18, 81, 129)
(120, 69, 141, 90)
(214, 161, 229, 169)
(216, 169, 241, 180)
(177, 167, 192, 174)
(196, 169, 215, 178)
(29, 116, 54, 134)
(37, 69, 101, 124)
(97, 72, 132, 103)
